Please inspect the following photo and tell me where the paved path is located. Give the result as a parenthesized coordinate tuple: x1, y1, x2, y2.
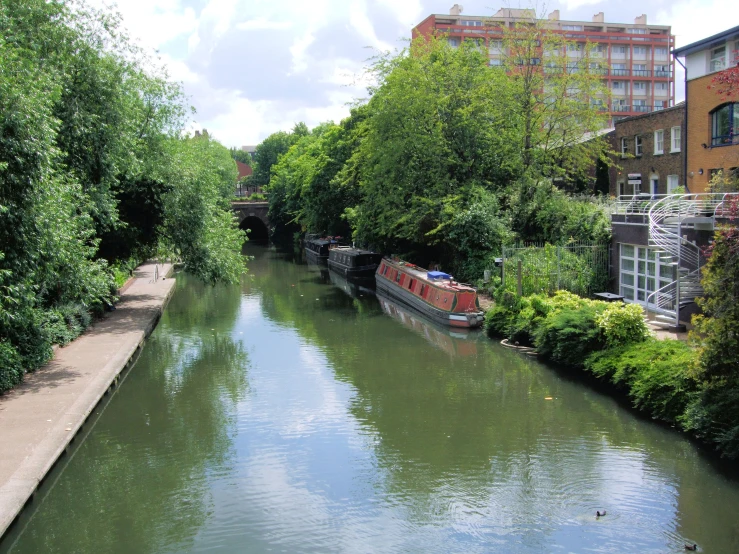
(0, 263, 176, 538)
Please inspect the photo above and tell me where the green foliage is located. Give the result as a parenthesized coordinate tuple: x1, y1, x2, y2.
(508, 179, 613, 244)
(353, 37, 522, 256)
(0, 341, 23, 394)
(686, 197, 739, 457)
(229, 147, 251, 165)
(533, 304, 605, 368)
(0, 0, 247, 393)
(595, 302, 650, 347)
(584, 340, 697, 422)
(158, 136, 246, 285)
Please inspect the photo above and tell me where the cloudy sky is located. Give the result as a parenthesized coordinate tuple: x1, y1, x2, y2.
(95, 0, 735, 148)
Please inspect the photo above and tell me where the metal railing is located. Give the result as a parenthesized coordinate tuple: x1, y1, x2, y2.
(615, 192, 739, 216)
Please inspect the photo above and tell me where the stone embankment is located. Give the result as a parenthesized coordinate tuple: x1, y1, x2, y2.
(0, 263, 176, 539)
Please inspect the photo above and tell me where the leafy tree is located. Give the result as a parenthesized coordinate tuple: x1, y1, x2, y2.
(687, 195, 739, 457)
(353, 36, 522, 262)
(496, 16, 613, 184)
(229, 147, 252, 165)
(251, 123, 307, 189)
(157, 135, 246, 285)
(708, 49, 739, 100)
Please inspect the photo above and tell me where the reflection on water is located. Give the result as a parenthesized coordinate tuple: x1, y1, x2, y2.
(4, 245, 739, 553)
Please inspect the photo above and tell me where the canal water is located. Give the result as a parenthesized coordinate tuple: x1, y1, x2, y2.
(3, 245, 739, 553)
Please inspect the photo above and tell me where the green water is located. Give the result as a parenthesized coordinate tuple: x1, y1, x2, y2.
(3, 245, 739, 553)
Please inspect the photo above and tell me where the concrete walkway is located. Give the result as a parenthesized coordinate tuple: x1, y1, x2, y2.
(0, 263, 176, 538)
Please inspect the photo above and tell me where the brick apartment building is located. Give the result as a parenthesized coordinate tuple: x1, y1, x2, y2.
(609, 103, 685, 196)
(673, 26, 739, 192)
(412, 6, 676, 126)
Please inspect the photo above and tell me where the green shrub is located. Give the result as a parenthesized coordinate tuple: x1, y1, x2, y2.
(683, 379, 739, 459)
(595, 302, 651, 347)
(0, 341, 24, 394)
(533, 304, 605, 368)
(42, 303, 94, 346)
(585, 339, 697, 422)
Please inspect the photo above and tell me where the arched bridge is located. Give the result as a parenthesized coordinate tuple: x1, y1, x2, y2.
(232, 201, 270, 240)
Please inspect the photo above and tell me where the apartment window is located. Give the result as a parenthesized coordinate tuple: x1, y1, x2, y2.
(461, 20, 482, 27)
(633, 63, 648, 77)
(562, 25, 582, 31)
(711, 103, 739, 146)
(655, 64, 670, 77)
(635, 135, 643, 156)
(634, 99, 648, 112)
(633, 81, 647, 93)
(654, 129, 664, 154)
(710, 45, 726, 72)
(488, 40, 502, 50)
(655, 82, 668, 93)
(448, 37, 460, 47)
(671, 126, 681, 152)
(612, 81, 624, 90)
(667, 175, 679, 193)
(612, 45, 627, 55)
(627, 28, 647, 34)
(655, 47, 668, 57)
(620, 245, 675, 304)
(654, 100, 666, 110)
(633, 46, 647, 55)
(488, 58, 502, 67)
(612, 63, 628, 76)
(620, 137, 628, 156)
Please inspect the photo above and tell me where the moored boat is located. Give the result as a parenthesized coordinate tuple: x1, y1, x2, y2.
(327, 246, 383, 279)
(304, 235, 341, 263)
(375, 258, 484, 328)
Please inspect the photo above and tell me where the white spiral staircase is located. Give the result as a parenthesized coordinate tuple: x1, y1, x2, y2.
(646, 193, 738, 329)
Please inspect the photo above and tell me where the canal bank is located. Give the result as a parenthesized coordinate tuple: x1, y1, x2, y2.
(0, 263, 176, 539)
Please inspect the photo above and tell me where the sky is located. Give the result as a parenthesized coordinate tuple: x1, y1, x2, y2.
(92, 0, 736, 148)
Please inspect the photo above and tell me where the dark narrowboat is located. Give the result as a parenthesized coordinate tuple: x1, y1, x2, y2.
(375, 258, 484, 328)
(327, 246, 383, 279)
(304, 235, 341, 263)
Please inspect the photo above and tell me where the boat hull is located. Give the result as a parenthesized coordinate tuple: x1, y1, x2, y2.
(327, 259, 378, 279)
(375, 275, 484, 329)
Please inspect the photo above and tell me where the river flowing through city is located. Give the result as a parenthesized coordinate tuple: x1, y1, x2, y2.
(2, 244, 739, 553)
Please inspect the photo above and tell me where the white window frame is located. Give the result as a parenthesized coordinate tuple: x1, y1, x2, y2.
(654, 129, 664, 154)
(612, 45, 627, 55)
(633, 81, 647, 92)
(633, 46, 647, 55)
(710, 45, 726, 72)
(671, 126, 681, 152)
(620, 137, 628, 157)
(635, 135, 643, 156)
(619, 244, 675, 307)
(667, 175, 679, 193)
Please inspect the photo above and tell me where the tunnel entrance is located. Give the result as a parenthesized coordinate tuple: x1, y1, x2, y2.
(240, 216, 269, 241)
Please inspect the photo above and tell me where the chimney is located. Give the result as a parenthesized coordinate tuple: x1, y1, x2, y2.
(634, 14, 647, 25)
(592, 12, 604, 23)
(548, 9, 559, 20)
(450, 4, 463, 16)
(194, 130, 201, 137)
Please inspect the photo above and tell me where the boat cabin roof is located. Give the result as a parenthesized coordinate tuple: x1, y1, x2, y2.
(382, 258, 475, 292)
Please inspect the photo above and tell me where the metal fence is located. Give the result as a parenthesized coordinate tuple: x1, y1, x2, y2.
(500, 242, 610, 297)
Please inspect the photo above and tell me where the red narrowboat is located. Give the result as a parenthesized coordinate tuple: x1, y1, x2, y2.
(375, 258, 484, 328)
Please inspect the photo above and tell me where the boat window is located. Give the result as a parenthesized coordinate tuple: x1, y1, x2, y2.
(420, 284, 426, 297)
(408, 278, 415, 290)
(395, 271, 401, 283)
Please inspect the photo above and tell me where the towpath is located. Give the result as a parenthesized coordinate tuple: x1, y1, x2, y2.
(0, 263, 176, 538)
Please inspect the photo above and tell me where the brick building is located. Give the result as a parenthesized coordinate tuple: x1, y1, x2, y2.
(673, 26, 739, 192)
(412, 6, 676, 126)
(609, 102, 685, 196)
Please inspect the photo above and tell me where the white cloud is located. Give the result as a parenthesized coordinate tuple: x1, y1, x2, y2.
(349, 0, 395, 53)
(236, 18, 294, 31)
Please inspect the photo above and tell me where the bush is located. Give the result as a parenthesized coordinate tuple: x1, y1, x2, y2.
(42, 303, 94, 346)
(0, 341, 24, 394)
(595, 302, 650, 347)
(533, 304, 605, 368)
(585, 339, 697, 422)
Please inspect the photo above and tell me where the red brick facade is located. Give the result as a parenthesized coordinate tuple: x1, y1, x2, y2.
(685, 73, 739, 193)
(609, 104, 685, 196)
